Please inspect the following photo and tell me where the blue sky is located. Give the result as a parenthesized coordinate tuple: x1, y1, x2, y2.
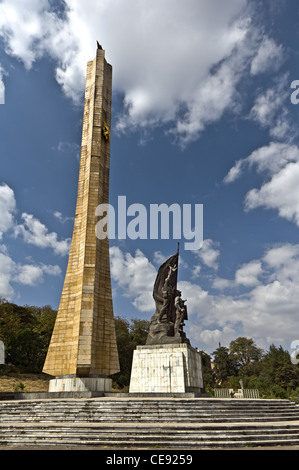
(1, 0, 299, 355)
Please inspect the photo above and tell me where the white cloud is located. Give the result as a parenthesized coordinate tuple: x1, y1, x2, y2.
(246, 142, 299, 176)
(0, 252, 15, 300)
(212, 260, 263, 290)
(194, 239, 220, 270)
(0, 0, 85, 101)
(110, 247, 190, 312)
(0, 65, 5, 104)
(109, 0, 250, 144)
(195, 325, 237, 349)
(0, 183, 16, 238)
(263, 243, 299, 269)
(14, 213, 71, 256)
(235, 260, 262, 287)
(0, 183, 71, 256)
(183, 269, 299, 351)
(15, 264, 43, 286)
(224, 142, 299, 226)
(177, 280, 211, 317)
(250, 37, 284, 75)
(223, 159, 244, 184)
(153, 251, 167, 266)
(53, 211, 74, 224)
(251, 89, 281, 127)
(0, 0, 57, 69)
(40, 263, 61, 276)
(110, 246, 156, 312)
(201, 244, 299, 350)
(245, 162, 299, 225)
(249, 74, 292, 140)
(0, 182, 69, 300)
(0, 2, 290, 146)
(172, 54, 244, 146)
(224, 142, 299, 184)
(191, 265, 201, 280)
(107, 244, 299, 352)
(0, 0, 260, 144)
(270, 111, 290, 140)
(0, 251, 61, 300)
(212, 277, 234, 290)
(52, 141, 81, 160)
(14, 262, 61, 286)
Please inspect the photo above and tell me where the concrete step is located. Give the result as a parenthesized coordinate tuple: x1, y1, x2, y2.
(1, 397, 299, 448)
(0, 398, 298, 424)
(2, 438, 299, 448)
(1, 413, 299, 423)
(0, 423, 299, 448)
(0, 398, 297, 409)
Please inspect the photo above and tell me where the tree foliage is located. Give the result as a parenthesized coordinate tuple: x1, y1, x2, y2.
(212, 344, 237, 383)
(0, 302, 150, 383)
(112, 316, 150, 388)
(0, 300, 57, 373)
(211, 338, 299, 399)
(1, 299, 299, 399)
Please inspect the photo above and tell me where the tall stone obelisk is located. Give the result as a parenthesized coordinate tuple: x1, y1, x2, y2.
(43, 46, 120, 393)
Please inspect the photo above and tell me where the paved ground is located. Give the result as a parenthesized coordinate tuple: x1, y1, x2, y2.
(1, 398, 298, 452)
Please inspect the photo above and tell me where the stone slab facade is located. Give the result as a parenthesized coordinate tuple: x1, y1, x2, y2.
(43, 49, 119, 379)
(48, 377, 112, 393)
(129, 344, 204, 394)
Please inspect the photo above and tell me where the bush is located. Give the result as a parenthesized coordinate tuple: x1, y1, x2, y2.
(270, 384, 288, 399)
(9, 329, 45, 373)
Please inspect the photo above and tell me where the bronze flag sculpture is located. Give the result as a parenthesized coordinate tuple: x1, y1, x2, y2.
(146, 245, 189, 345)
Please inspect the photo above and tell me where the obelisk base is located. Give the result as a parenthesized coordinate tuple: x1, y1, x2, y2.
(129, 343, 205, 394)
(48, 376, 112, 393)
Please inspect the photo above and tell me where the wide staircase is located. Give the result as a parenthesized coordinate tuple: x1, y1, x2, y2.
(0, 397, 299, 448)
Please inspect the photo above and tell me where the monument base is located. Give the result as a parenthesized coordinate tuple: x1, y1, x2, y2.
(48, 376, 112, 393)
(129, 343, 205, 394)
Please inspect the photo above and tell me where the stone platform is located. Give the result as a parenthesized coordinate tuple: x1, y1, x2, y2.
(48, 376, 112, 393)
(0, 397, 299, 448)
(129, 343, 204, 394)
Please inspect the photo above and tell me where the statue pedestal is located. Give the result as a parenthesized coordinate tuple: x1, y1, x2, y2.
(48, 376, 112, 393)
(129, 343, 204, 394)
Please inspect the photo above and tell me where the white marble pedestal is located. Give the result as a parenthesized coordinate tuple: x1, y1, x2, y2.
(129, 343, 204, 394)
(48, 376, 112, 393)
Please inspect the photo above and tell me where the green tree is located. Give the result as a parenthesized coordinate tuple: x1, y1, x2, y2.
(9, 328, 45, 373)
(112, 316, 150, 388)
(0, 301, 57, 372)
(28, 305, 57, 353)
(200, 351, 215, 390)
(130, 318, 149, 345)
(0, 302, 35, 351)
(229, 337, 263, 375)
(213, 344, 237, 384)
(260, 344, 299, 396)
(112, 317, 134, 386)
